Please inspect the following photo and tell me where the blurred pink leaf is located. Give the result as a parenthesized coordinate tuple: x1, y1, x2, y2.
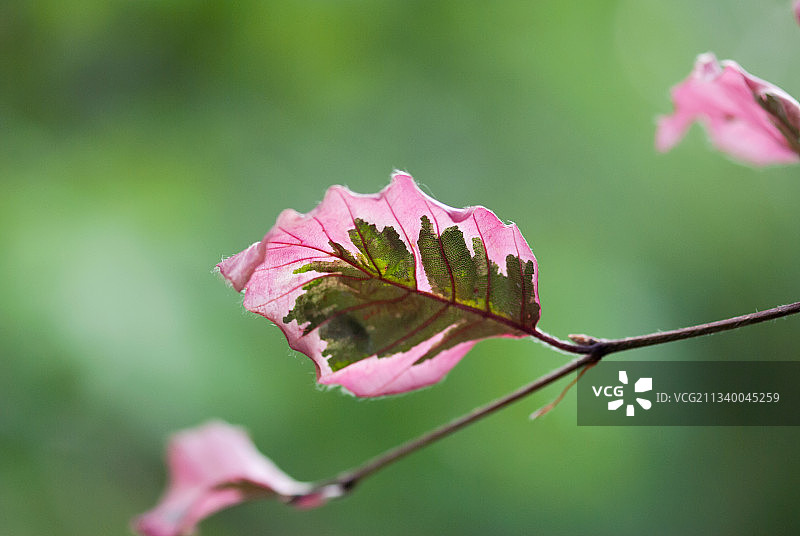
(133, 421, 335, 536)
(656, 53, 800, 166)
(794, 1, 800, 26)
(218, 172, 540, 397)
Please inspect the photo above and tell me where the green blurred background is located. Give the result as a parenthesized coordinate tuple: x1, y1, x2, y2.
(3, 1, 799, 534)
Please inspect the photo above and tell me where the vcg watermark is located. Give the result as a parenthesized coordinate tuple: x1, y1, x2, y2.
(577, 361, 799, 426)
(590, 370, 652, 417)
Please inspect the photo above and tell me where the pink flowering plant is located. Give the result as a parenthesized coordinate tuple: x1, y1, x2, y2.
(134, 9, 800, 536)
(657, 53, 800, 166)
(133, 422, 339, 536)
(217, 173, 540, 397)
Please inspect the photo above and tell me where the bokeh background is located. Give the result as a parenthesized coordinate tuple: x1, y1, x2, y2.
(3, 1, 800, 534)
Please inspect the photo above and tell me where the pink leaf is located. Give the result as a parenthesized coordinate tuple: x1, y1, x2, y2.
(795, 1, 800, 26)
(656, 53, 800, 166)
(217, 172, 541, 397)
(132, 421, 335, 536)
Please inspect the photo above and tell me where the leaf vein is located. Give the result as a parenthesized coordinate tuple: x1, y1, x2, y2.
(254, 255, 331, 273)
(512, 230, 525, 327)
(278, 226, 304, 243)
(473, 212, 491, 312)
(372, 302, 450, 357)
(412, 317, 485, 365)
(423, 200, 456, 302)
(311, 290, 414, 334)
(267, 239, 530, 334)
(384, 195, 417, 289)
(251, 273, 369, 310)
(337, 190, 382, 277)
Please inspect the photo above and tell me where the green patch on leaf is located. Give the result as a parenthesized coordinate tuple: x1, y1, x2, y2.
(283, 217, 539, 371)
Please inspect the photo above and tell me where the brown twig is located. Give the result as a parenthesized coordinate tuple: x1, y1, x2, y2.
(304, 301, 800, 499)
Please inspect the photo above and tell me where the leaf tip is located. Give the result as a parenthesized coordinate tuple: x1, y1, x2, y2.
(217, 240, 267, 292)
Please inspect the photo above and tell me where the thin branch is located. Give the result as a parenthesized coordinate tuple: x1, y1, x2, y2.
(593, 301, 800, 353)
(529, 327, 590, 353)
(328, 352, 600, 492)
(304, 300, 800, 499)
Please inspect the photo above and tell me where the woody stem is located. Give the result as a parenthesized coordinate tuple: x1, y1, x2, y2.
(313, 300, 800, 496)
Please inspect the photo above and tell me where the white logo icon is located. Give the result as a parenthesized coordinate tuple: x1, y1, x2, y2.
(608, 371, 652, 416)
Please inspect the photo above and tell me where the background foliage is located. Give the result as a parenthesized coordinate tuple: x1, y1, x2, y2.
(3, 1, 799, 534)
